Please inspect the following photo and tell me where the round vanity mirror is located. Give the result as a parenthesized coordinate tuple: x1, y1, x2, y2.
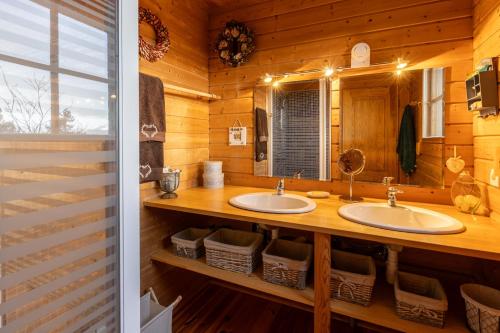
(337, 148, 366, 202)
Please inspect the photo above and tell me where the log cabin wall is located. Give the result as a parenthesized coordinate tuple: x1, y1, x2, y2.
(139, 0, 211, 304)
(472, 0, 500, 222)
(208, 0, 475, 204)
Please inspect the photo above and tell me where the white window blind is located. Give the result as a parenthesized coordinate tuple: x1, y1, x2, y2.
(0, 1, 119, 332)
(422, 68, 445, 138)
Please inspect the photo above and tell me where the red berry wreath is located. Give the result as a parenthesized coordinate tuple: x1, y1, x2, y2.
(139, 7, 170, 62)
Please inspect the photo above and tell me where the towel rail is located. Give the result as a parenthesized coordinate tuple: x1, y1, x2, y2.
(164, 83, 221, 100)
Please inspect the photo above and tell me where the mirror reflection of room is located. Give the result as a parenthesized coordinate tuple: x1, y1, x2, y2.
(339, 68, 445, 188)
(254, 79, 331, 181)
(253, 66, 447, 189)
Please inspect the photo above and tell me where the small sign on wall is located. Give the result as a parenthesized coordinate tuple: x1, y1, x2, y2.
(228, 120, 247, 146)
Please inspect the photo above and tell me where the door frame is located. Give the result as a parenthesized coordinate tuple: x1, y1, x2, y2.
(118, 1, 140, 331)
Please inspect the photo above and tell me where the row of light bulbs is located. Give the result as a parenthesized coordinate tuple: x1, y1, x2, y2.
(263, 67, 336, 87)
(264, 59, 408, 86)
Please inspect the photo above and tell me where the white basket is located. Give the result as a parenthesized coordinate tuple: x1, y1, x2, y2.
(330, 250, 376, 306)
(171, 228, 213, 259)
(204, 228, 263, 274)
(140, 292, 173, 333)
(394, 272, 448, 328)
(262, 239, 312, 289)
(461, 284, 500, 333)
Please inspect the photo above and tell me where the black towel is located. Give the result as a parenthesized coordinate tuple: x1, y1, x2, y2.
(139, 73, 165, 142)
(255, 107, 268, 162)
(397, 105, 417, 175)
(139, 141, 164, 183)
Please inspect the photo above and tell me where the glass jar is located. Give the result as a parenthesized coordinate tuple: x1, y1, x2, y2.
(451, 171, 482, 214)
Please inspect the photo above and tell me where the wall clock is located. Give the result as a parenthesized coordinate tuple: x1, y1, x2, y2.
(351, 42, 371, 68)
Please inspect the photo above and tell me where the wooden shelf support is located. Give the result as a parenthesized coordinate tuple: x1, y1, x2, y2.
(314, 232, 331, 333)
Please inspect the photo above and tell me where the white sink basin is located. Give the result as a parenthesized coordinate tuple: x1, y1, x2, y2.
(229, 192, 316, 214)
(338, 202, 465, 234)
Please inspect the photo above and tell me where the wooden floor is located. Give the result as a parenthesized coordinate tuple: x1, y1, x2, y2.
(172, 283, 395, 333)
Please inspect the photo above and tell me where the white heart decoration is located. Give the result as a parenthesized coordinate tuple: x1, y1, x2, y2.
(141, 123, 159, 139)
(446, 146, 465, 174)
(446, 157, 465, 174)
(139, 164, 152, 178)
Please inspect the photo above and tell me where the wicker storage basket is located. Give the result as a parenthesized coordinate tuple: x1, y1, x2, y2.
(330, 250, 376, 306)
(262, 239, 312, 289)
(171, 228, 213, 259)
(204, 228, 263, 274)
(394, 271, 448, 327)
(461, 283, 500, 333)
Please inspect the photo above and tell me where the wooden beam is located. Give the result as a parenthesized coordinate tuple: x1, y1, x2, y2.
(314, 232, 331, 333)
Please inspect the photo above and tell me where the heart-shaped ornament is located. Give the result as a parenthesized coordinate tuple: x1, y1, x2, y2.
(446, 157, 465, 173)
(446, 146, 465, 174)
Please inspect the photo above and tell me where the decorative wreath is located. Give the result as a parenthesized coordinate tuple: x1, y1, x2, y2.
(139, 7, 170, 62)
(215, 20, 256, 67)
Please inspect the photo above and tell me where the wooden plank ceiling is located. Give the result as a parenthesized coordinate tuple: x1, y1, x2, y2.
(206, 0, 267, 13)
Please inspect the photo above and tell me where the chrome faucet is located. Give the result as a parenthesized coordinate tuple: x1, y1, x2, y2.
(293, 170, 303, 179)
(382, 176, 394, 187)
(383, 177, 403, 207)
(276, 178, 285, 195)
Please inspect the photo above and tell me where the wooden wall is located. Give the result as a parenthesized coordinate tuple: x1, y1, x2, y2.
(140, 0, 210, 191)
(472, 0, 500, 222)
(139, 0, 210, 304)
(208, 0, 474, 204)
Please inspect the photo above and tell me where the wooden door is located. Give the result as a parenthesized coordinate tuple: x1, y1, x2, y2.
(341, 87, 398, 182)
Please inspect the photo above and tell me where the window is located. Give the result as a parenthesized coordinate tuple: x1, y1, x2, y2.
(0, 1, 120, 331)
(0, 0, 115, 135)
(422, 67, 445, 138)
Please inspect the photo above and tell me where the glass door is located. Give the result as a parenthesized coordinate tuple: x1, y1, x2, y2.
(0, 0, 127, 331)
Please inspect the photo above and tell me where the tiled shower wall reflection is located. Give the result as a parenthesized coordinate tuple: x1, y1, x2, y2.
(272, 89, 320, 179)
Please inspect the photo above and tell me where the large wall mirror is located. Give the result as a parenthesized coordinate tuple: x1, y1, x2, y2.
(253, 66, 448, 188)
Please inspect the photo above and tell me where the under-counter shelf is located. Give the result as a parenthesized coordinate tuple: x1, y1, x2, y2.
(152, 247, 314, 306)
(152, 246, 468, 333)
(330, 284, 467, 333)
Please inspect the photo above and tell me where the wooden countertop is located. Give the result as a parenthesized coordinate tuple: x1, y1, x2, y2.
(144, 185, 500, 261)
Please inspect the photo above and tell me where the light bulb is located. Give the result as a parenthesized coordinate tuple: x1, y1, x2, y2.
(325, 68, 334, 76)
(396, 58, 408, 69)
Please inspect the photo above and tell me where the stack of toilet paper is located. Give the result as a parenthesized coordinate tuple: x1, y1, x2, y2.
(203, 161, 224, 189)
